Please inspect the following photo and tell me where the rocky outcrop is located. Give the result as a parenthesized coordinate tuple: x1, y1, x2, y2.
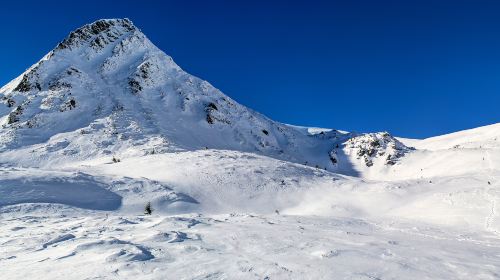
(342, 132, 414, 167)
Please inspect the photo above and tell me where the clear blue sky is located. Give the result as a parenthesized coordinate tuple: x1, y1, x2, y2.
(1, 0, 499, 138)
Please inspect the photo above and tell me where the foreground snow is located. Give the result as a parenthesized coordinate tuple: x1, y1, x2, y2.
(0, 148, 499, 279)
(2, 211, 499, 280)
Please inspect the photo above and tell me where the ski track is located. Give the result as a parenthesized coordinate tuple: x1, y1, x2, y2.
(483, 149, 499, 235)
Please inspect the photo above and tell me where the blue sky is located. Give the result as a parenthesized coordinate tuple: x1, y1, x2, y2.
(1, 0, 499, 138)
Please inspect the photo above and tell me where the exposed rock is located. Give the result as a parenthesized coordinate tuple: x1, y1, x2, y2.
(56, 19, 135, 51)
(343, 132, 414, 167)
(128, 79, 142, 94)
(7, 106, 23, 124)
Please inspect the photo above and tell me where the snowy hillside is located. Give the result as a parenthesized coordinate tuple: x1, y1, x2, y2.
(1, 19, 499, 279)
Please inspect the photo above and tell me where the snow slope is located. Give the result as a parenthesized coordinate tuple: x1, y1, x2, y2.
(0, 19, 499, 279)
(401, 123, 500, 150)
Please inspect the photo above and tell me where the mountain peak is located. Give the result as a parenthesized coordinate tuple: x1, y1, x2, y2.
(0, 18, 347, 173)
(56, 18, 137, 51)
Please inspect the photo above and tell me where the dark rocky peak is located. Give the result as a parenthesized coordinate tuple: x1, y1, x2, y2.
(56, 18, 137, 51)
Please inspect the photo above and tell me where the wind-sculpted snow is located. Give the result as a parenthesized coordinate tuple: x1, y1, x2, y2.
(0, 171, 121, 210)
(1, 213, 499, 280)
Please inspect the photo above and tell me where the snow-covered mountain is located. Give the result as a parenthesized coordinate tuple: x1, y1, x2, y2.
(0, 18, 412, 173)
(1, 19, 499, 279)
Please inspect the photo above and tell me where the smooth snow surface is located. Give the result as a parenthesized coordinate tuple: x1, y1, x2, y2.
(0, 19, 499, 279)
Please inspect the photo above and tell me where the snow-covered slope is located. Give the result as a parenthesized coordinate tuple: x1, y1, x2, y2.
(367, 123, 500, 181)
(403, 123, 500, 150)
(1, 19, 499, 279)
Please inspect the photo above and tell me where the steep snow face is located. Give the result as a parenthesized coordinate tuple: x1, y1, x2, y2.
(0, 19, 160, 149)
(0, 18, 355, 170)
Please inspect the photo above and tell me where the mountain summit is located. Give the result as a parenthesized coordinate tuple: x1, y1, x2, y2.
(55, 18, 137, 51)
